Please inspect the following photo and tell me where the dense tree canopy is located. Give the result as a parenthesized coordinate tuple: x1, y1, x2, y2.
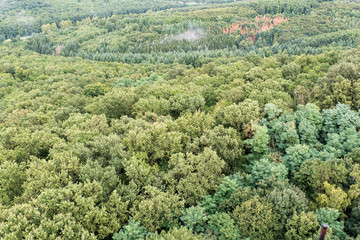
(1, 0, 360, 239)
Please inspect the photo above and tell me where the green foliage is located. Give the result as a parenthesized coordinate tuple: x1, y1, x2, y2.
(20, 154, 80, 201)
(214, 99, 261, 132)
(0, 203, 97, 239)
(201, 176, 239, 214)
(345, 201, 360, 237)
(113, 220, 149, 240)
(245, 124, 270, 161)
(216, 186, 256, 214)
(321, 104, 360, 143)
(169, 92, 205, 116)
(180, 206, 208, 233)
(86, 88, 137, 118)
(80, 160, 120, 199)
(133, 96, 171, 116)
(282, 62, 300, 81)
(282, 144, 313, 173)
(233, 196, 281, 240)
(121, 119, 183, 166)
(0, 0, 360, 239)
(165, 148, 225, 205)
(207, 212, 241, 240)
(313, 49, 360, 110)
(25, 35, 56, 55)
(83, 82, 110, 97)
(175, 111, 215, 142)
(268, 184, 309, 231)
(294, 104, 323, 146)
(315, 182, 351, 213)
(0, 161, 26, 205)
(147, 227, 201, 240)
(346, 147, 360, 164)
(0, 181, 128, 239)
(349, 164, 360, 202)
(130, 186, 184, 232)
(266, 113, 300, 152)
(285, 211, 319, 240)
(189, 125, 244, 173)
(264, 103, 283, 121)
(0, 128, 63, 163)
(316, 208, 347, 239)
(249, 158, 288, 186)
(294, 158, 348, 196)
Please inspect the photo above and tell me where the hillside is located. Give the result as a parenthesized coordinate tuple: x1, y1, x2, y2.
(0, 0, 360, 239)
(0, 0, 241, 39)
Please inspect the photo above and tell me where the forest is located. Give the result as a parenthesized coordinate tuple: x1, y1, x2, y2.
(0, 0, 360, 239)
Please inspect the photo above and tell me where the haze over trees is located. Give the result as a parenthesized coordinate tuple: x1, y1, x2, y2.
(0, 0, 360, 239)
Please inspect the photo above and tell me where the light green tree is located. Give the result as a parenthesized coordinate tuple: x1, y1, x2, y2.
(214, 99, 260, 131)
(285, 211, 318, 240)
(316, 182, 351, 213)
(147, 227, 201, 240)
(207, 212, 241, 240)
(316, 208, 347, 239)
(165, 148, 225, 205)
(85, 88, 137, 118)
(113, 220, 149, 240)
(131, 186, 184, 232)
(189, 125, 244, 173)
(0, 161, 26, 205)
(245, 124, 270, 161)
(268, 184, 309, 232)
(282, 144, 314, 174)
(180, 206, 208, 233)
(233, 196, 281, 240)
(249, 158, 288, 186)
